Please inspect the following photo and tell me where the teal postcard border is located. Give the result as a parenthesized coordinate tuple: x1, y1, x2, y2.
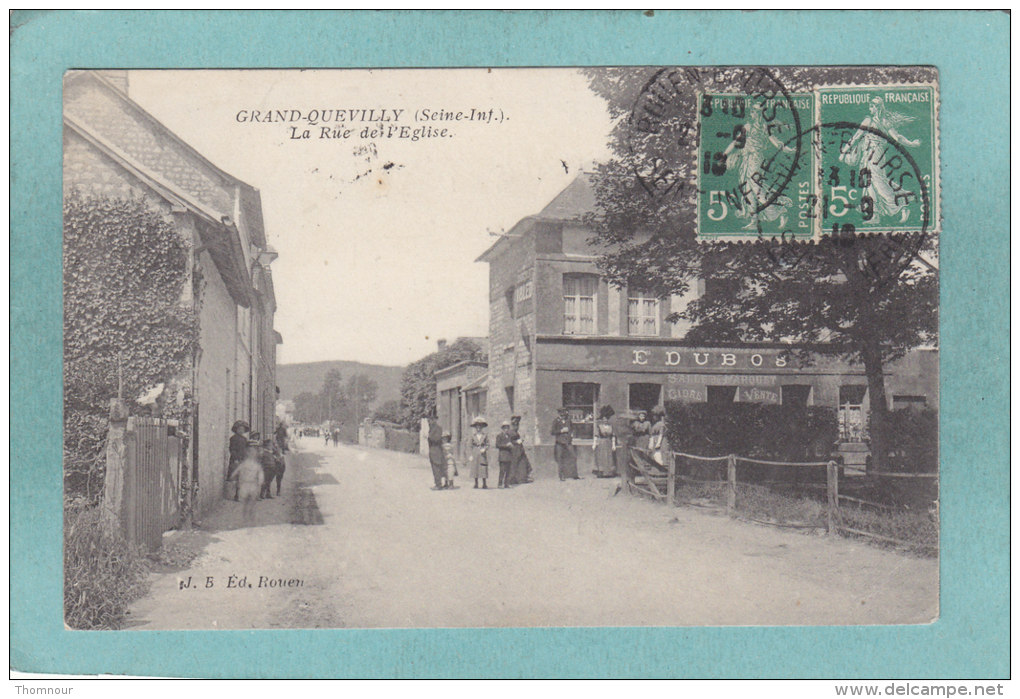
(11, 10, 1009, 678)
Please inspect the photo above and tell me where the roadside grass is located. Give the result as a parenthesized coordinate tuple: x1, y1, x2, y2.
(671, 480, 937, 556)
(64, 500, 151, 630)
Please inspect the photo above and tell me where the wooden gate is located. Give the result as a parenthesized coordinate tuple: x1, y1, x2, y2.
(124, 417, 181, 551)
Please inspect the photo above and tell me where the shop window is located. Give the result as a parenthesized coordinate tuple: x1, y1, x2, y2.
(839, 385, 868, 441)
(466, 391, 487, 421)
(627, 291, 660, 336)
(892, 395, 927, 412)
(563, 274, 597, 335)
(707, 386, 737, 404)
(513, 280, 533, 317)
(781, 384, 812, 408)
(562, 382, 598, 440)
(629, 383, 662, 413)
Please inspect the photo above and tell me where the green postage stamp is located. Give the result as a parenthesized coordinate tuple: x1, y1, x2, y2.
(696, 79, 939, 240)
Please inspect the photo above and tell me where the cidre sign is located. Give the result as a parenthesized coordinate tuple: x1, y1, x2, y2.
(630, 348, 797, 370)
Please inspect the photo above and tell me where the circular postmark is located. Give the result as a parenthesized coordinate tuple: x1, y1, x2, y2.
(757, 119, 931, 288)
(626, 66, 807, 224)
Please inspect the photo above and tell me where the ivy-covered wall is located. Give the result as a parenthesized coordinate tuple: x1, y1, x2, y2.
(63, 191, 199, 502)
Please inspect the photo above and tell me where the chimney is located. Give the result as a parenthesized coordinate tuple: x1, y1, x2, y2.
(437, 339, 447, 351)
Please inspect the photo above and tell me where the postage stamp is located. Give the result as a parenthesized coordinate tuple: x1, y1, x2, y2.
(696, 91, 816, 239)
(693, 78, 939, 242)
(816, 83, 939, 236)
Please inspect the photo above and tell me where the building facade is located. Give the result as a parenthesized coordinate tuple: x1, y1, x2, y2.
(478, 174, 938, 474)
(63, 70, 281, 515)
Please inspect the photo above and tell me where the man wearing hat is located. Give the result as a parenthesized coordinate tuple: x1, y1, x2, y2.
(226, 420, 250, 501)
(426, 411, 446, 490)
(495, 420, 514, 488)
(551, 408, 579, 481)
(508, 415, 532, 485)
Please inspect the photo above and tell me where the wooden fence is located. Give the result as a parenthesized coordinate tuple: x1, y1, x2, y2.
(628, 448, 938, 547)
(122, 417, 181, 550)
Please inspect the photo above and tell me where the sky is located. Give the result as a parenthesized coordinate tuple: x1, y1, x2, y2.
(127, 69, 614, 367)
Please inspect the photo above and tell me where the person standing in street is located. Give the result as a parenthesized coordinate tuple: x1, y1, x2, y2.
(552, 408, 579, 481)
(593, 405, 618, 478)
(427, 413, 446, 490)
(496, 420, 514, 488)
(274, 421, 289, 454)
(236, 439, 264, 525)
(632, 410, 652, 451)
(508, 415, 532, 485)
(467, 416, 489, 489)
(649, 405, 667, 465)
(226, 420, 250, 501)
(441, 431, 458, 489)
(258, 437, 277, 500)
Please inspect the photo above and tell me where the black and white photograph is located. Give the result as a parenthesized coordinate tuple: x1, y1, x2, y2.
(62, 66, 940, 632)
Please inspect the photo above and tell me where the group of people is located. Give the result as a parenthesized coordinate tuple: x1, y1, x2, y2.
(426, 414, 533, 490)
(591, 405, 667, 479)
(226, 419, 290, 523)
(323, 427, 342, 447)
(426, 405, 666, 489)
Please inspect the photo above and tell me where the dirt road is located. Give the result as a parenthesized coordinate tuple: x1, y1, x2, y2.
(127, 441, 938, 629)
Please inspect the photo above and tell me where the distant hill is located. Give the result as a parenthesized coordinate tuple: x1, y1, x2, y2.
(276, 360, 404, 410)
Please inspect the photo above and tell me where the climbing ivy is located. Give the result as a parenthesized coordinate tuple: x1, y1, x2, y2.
(63, 191, 200, 500)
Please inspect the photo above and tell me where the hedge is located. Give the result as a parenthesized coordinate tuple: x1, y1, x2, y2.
(664, 400, 839, 462)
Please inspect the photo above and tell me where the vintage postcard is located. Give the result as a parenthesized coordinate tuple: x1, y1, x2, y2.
(11, 10, 1009, 681)
(61, 66, 940, 631)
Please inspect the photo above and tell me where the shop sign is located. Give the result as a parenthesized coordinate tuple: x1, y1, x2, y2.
(737, 386, 780, 404)
(632, 348, 792, 370)
(665, 386, 707, 402)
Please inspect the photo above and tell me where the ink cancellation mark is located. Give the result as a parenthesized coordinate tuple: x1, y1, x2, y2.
(696, 91, 816, 240)
(816, 84, 939, 236)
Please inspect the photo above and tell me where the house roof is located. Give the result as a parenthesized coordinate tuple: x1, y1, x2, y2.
(476, 172, 597, 263)
(461, 371, 489, 393)
(534, 172, 597, 221)
(63, 71, 276, 310)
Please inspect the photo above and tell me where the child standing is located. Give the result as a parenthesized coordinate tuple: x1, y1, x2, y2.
(236, 440, 264, 525)
(441, 431, 458, 489)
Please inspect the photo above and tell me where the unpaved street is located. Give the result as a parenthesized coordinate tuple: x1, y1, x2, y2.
(127, 441, 938, 629)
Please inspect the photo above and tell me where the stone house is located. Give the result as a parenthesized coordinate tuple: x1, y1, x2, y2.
(477, 173, 938, 474)
(63, 70, 280, 515)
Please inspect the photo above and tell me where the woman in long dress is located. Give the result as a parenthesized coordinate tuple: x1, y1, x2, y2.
(649, 405, 666, 465)
(593, 405, 617, 478)
(552, 408, 579, 480)
(467, 417, 489, 489)
(631, 410, 652, 452)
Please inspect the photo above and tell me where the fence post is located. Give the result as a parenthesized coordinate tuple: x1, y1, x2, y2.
(667, 452, 676, 506)
(826, 460, 839, 534)
(102, 399, 130, 533)
(726, 454, 736, 515)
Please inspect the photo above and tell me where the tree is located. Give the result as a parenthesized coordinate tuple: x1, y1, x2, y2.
(582, 67, 939, 470)
(292, 391, 321, 424)
(343, 373, 378, 425)
(372, 399, 404, 425)
(399, 339, 486, 430)
(320, 368, 345, 424)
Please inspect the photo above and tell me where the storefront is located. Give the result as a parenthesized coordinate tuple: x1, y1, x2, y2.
(477, 173, 938, 476)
